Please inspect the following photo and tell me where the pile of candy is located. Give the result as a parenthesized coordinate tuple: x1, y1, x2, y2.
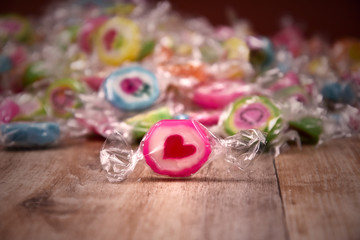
(1, 0, 359, 180)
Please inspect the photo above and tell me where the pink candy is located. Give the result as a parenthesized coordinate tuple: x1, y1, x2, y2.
(193, 81, 252, 109)
(143, 120, 212, 177)
(0, 99, 20, 123)
(78, 16, 108, 54)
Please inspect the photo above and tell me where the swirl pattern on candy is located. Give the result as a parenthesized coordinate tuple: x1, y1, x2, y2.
(103, 66, 160, 111)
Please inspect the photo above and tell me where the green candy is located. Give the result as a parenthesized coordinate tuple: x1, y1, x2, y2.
(23, 62, 47, 87)
(223, 96, 282, 143)
(288, 117, 323, 145)
(136, 40, 155, 61)
(125, 107, 172, 141)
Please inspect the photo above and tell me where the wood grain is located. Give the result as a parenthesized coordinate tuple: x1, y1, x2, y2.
(0, 138, 286, 240)
(275, 138, 360, 240)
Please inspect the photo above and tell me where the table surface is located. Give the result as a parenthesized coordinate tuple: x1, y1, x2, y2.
(0, 137, 359, 240)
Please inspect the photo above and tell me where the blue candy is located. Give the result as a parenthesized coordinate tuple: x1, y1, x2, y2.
(321, 82, 355, 104)
(0, 55, 13, 73)
(248, 36, 275, 72)
(173, 114, 190, 120)
(1, 122, 60, 147)
(103, 66, 160, 111)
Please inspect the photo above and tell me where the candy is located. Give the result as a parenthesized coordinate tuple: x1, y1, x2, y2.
(125, 107, 172, 141)
(136, 40, 156, 61)
(143, 120, 212, 177)
(95, 17, 140, 66)
(100, 120, 266, 181)
(321, 82, 356, 105)
(12, 94, 46, 121)
(0, 15, 31, 43)
(288, 117, 323, 145)
(173, 114, 190, 120)
(160, 61, 207, 83)
(22, 62, 47, 87)
(273, 85, 308, 103)
(83, 76, 105, 91)
(0, 55, 13, 73)
(333, 39, 360, 65)
(272, 25, 304, 57)
(223, 96, 282, 142)
(46, 78, 85, 117)
(78, 16, 108, 54)
(193, 81, 252, 109)
(223, 37, 249, 61)
(0, 122, 60, 148)
(188, 110, 221, 126)
(0, 99, 20, 123)
(248, 36, 274, 72)
(268, 72, 300, 92)
(102, 66, 160, 111)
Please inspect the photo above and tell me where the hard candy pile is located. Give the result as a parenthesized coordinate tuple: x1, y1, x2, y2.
(0, 0, 359, 179)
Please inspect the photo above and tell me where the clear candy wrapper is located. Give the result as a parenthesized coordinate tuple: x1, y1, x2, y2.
(1, 0, 359, 153)
(100, 119, 266, 182)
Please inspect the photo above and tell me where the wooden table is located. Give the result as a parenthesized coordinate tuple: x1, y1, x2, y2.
(0, 137, 359, 240)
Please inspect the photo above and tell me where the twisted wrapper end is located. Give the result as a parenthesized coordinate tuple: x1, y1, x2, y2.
(100, 130, 140, 182)
(221, 129, 267, 170)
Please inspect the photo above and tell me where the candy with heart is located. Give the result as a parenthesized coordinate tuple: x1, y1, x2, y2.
(222, 96, 282, 143)
(143, 120, 211, 177)
(100, 119, 266, 181)
(102, 65, 160, 111)
(95, 17, 140, 66)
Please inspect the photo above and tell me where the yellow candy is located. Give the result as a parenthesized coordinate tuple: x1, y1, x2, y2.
(95, 17, 140, 66)
(224, 37, 249, 61)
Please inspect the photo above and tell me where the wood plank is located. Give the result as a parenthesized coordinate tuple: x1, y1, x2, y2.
(0, 138, 286, 240)
(275, 138, 360, 240)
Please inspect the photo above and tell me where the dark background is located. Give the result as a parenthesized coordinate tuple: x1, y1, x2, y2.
(1, 0, 360, 41)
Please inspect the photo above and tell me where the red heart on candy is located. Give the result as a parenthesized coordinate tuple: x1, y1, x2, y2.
(163, 134, 196, 159)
